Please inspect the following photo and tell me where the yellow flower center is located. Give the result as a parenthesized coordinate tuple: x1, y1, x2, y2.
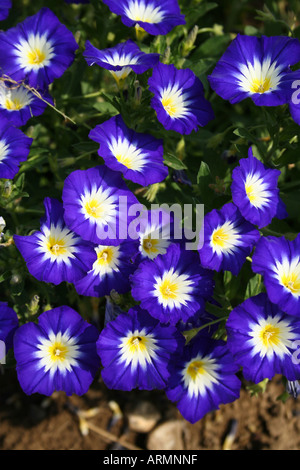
(127, 335, 147, 354)
(186, 360, 205, 381)
(115, 153, 133, 169)
(84, 198, 103, 219)
(142, 238, 159, 254)
(159, 277, 179, 300)
(96, 247, 113, 266)
(281, 271, 300, 295)
(212, 227, 230, 248)
(250, 77, 272, 94)
(47, 236, 67, 256)
(4, 98, 23, 111)
(161, 96, 177, 117)
(245, 183, 257, 202)
(27, 48, 46, 65)
(48, 341, 69, 362)
(259, 324, 281, 348)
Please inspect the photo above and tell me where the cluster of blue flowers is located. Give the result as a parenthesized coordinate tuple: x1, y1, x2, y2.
(1, 0, 300, 425)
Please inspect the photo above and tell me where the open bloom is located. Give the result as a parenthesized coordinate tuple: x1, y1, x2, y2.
(74, 240, 138, 297)
(198, 202, 260, 275)
(0, 81, 52, 127)
(134, 208, 182, 262)
(0, 117, 32, 179)
(208, 34, 300, 107)
(0, 0, 11, 21)
(0, 302, 19, 352)
(252, 235, 300, 317)
(97, 305, 185, 391)
(13, 306, 100, 396)
(130, 243, 215, 325)
(226, 293, 300, 383)
(14, 198, 96, 286)
(62, 165, 140, 246)
(166, 334, 241, 423)
(84, 40, 159, 86)
(89, 114, 167, 186)
(148, 62, 214, 134)
(102, 0, 185, 36)
(231, 147, 287, 228)
(0, 7, 79, 89)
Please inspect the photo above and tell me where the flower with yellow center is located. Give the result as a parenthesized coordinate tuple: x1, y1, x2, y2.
(161, 86, 187, 119)
(182, 355, 220, 397)
(275, 257, 300, 297)
(37, 223, 79, 264)
(244, 173, 271, 208)
(249, 315, 295, 359)
(119, 328, 159, 369)
(108, 136, 147, 171)
(238, 57, 283, 95)
(35, 331, 80, 375)
(153, 267, 194, 309)
(15, 34, 55, 71)
(210, 221, 241, 255)
(92, 245, 120, 276)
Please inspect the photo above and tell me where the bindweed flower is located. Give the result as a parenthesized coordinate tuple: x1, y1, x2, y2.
(0, 0, 11, 21)
(88, 114, 168, 186)
(165, 334, 241, 423)
(0, 117, 33, 179)
(83, 40, 159, 87)
(231, 147, 288, 228)
(226, 293, 300, 383)
(0, 7, 79, 89)
(13, 306, 100, 396)
(62, 165, 140, 246)
(102, 0, 185, 37)
(0, 302, 19, 352)
(14, 198, 96, 286)
(97, 305, 185, 391)
(0, 80, 53, 127)
(208, 34, 300, 107)
(74, 240, 138, 297)
(148, 62, 214, 134)
(198, 202, 260, 276)
(130, 243, 215, 325)
(134, 208, 181, 262)
(252, 235, 300, 317)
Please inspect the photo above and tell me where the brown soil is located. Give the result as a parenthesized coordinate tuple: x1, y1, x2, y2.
(1, 368, 300, 451)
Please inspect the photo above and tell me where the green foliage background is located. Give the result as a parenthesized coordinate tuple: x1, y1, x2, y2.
(1, 0, 300, 359)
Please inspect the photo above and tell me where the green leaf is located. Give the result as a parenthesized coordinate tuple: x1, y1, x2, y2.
(163, 153, 187, 170)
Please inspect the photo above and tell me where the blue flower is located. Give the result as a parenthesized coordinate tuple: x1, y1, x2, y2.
(97, 305, 185, 391)
(0, 117, 32, 179)
(226, 293, 300, 383)
(208, 34, 300, 107)
(14, 198, 96, 286)
(130, 243, 215, 325)
(166, 334, 241, 423)
(252, 235, 300, 317)
(62, 165, 140, 246)
(84, 39, 159, 86)
(198, 202, 260, 275)
(89, 114, 168, 186)
(74, 240, 138, 297)
(0, 80, 53, 127)
(102, 0, 185, 36)
(13, 306, 100, 396)
(231, 147, 288, 228)
(0, 7, 78, 89)
(0, 302, 19, 352)
(148, 62, 214, 134)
